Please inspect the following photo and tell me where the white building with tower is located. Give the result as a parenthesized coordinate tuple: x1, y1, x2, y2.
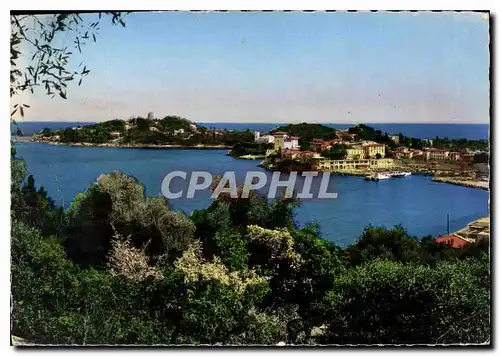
(272, 131, 299, 150)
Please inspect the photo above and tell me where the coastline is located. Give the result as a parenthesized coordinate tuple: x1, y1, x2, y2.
(13, 138, 232, 150)
(234, 154, 266, 160)
(259, 162, 487, 191)
(14, 137, 488, 192)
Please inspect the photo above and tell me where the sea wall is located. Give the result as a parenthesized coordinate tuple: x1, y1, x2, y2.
(432, 177, 489, 191)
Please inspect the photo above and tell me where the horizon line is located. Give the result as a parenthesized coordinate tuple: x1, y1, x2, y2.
(13, 120, 490, 125)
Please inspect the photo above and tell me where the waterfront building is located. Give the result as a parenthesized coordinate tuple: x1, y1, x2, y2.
(315, 157, 394, 171)
(345, 143, 387, 160)
(345, 146, 366, 160)
(394, 146, 414, 159)
(256, 134, 275, 144)
(254, 131, 260, 142)
(425, 148, 450, 161)
(363, 143, 386, 158)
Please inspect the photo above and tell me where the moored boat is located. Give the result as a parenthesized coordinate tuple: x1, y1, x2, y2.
(391, 171, 412, 178)
(365, 172, 391, 181)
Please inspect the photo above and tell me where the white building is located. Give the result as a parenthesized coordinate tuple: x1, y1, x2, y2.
(256, 135, 275, 144)
(283, 136, 300, 149)
(272, 131, 299, 150)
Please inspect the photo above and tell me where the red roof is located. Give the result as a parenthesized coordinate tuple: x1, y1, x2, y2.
(434, 235, 471, 248)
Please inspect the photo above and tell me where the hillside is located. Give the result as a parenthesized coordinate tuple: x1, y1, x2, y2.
(34, 116, 254, 146)
(274, 123, 336, 142)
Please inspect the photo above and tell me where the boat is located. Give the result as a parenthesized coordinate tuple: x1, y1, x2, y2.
(391, 171, 412, 178)
(365, 172, 391, 181)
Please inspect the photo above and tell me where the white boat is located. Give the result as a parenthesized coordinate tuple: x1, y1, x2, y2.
(391, 171, 412, 178)
(365, 172, 391, 181)
(376, 173, 391, 180)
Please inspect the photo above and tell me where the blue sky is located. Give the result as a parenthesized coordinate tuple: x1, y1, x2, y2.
(18, 11, 490, 123)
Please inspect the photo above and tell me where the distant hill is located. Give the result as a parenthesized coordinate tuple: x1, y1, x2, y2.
(274, 123, 336, 142)
(32, 116, 255, 147)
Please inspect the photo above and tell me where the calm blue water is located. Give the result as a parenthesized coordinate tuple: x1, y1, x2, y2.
(13, 121, 489, 140)
(14, 142, 489, 246)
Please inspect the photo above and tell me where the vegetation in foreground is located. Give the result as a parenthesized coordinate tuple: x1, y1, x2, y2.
(11, 150, 490, 345)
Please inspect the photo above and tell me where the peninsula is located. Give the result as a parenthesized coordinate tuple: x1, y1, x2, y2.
(19, 117, 489, 190)
(26, 114, 254, 149)
(249, 123, 489, 190)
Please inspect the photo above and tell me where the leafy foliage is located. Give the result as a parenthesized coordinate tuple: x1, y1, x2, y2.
(11, 166, 490, 345)
(317, 257, 490, 344)
(275, 123, 336, 143)
(10, 13, 127, 119)
(321, 144, 348, 160)
(230, 141, 271, 157)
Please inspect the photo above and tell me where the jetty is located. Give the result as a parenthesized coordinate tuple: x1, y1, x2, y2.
(432, 177, 489, 191)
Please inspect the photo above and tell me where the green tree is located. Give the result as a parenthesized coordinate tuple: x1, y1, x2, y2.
(322, 144, 347, 160)
(317, 257, 490, 344)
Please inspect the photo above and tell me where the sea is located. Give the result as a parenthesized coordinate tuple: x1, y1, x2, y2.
(13, 127, 490, 246)
(12, 121, 490, 140)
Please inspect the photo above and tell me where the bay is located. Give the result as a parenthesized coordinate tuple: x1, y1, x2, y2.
(14, 142, 489, 246)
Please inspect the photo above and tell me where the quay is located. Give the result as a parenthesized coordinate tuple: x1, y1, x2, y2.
(433, 177, 489, 191)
